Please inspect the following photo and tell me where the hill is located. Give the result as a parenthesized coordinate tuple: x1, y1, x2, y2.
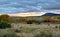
(42, 13, 60, 16)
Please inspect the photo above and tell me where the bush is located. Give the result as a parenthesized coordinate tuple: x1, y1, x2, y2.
(15, 29, 22, 33)
(0, 21, 11, 29)
(35, 20, 41, 24)
(26, 20, 32, 24)
(55, 26, 58, 28)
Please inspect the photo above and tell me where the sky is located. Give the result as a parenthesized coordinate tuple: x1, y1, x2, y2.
(0, 0, 60, 14)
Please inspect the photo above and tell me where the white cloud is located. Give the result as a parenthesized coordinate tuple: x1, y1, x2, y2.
(8, 12, 47, 17)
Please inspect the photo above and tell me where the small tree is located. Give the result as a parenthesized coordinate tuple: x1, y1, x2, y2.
(0, 14, 12, 23)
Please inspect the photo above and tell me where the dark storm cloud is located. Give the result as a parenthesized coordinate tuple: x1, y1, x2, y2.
(42, 0, 60, 10)
(0, 0, 60, 14)
(43, 4, 60, 10)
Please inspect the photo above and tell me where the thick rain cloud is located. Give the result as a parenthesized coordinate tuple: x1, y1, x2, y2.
(0, 0, 60, 14)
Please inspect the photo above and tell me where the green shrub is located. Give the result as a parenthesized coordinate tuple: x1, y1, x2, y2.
(0, 21, 11, 29)
(26, 20, 32, 24)
(55, 26, 58, 28)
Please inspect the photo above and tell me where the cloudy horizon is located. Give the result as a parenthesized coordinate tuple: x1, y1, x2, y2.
(0, 0, 60, 14)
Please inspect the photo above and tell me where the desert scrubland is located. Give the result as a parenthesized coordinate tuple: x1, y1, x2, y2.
(11, 23, 60, 37)
(0, 14, 60, 37)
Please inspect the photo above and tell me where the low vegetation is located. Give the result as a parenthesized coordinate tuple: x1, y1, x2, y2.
(0, 29, 19, 37)
(34, 31, 53, 37)
(0, 14, 60, 37)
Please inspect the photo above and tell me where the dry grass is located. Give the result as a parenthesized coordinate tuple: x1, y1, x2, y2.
(10, 23, 60, 37)
(0, 23, 60, 37)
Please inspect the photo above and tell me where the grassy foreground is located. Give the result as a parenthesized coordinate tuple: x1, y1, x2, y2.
(0, 23, 60, 37)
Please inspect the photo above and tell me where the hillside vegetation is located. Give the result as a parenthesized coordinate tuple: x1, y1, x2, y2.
(0, 14, 60, 37)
